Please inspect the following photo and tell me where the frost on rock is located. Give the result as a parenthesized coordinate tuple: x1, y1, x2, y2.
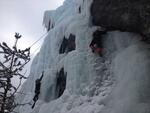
(16, 0, 150, 113)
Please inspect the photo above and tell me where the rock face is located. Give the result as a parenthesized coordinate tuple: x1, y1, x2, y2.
(56, 68, 67, 98)
(91, 0, 150, 39)
(59, 34, 76, 54)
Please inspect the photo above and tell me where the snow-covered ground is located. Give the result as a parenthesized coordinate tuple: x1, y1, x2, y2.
(15, 0, 150, 113)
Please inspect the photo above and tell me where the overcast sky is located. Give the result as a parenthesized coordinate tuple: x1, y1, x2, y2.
(0, 0, 64, 55)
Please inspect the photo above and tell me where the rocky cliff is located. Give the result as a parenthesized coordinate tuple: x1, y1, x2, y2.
(91, 0, 150, 40)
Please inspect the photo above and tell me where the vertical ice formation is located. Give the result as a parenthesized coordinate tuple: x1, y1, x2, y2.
(16, 0, 150, 113)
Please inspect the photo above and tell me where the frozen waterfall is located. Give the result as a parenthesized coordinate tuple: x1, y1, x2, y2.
(15, 0, 150, 113)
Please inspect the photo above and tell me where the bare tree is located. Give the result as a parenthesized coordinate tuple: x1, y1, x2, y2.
(0, 33, 30, 113)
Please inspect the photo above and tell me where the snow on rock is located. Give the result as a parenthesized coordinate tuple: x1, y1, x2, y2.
(16, 0, 150, 113)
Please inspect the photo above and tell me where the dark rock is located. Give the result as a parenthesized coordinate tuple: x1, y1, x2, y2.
(67, 34, 76, 52)
(91, 0, 150, 39)
(47, 21, 51, 32)
(47, 20, 54, 31)
(56, 68, 67, 98)
(79, 6, 81, 13)
(59, 34, 76, 54)
(59, 37, 68, 54)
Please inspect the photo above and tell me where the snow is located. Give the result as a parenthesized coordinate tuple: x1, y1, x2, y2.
(15, 0, 150, 113)
(104, 42, 150, 113)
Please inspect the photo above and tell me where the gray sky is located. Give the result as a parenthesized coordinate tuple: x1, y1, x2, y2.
(0, 0, 64, 55)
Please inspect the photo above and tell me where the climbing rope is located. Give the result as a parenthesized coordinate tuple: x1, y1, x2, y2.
(31, 45, 41, 57)
(27, 32, 48, 57)
(30, 32, 48, 48)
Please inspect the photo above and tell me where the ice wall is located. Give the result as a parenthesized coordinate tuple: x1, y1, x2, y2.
(16, 0, 150, 113)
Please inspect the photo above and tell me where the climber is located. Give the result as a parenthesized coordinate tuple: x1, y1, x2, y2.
(32, 71, 44, 109)
(90, 29, 107, 56)
(93, 44, 103, 53)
